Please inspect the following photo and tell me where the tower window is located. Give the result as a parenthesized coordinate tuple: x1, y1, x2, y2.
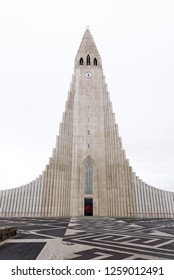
(88, 130, 90, 135)
(94, 58, 97, 66)
(88, 144, 90, 148)
(87, 55, 90, 65)
(84, 163, 93, 194)
(79, 57, 83, 65)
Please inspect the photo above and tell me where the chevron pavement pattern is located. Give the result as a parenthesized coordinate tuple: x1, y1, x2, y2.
(0, 217, 174, 260)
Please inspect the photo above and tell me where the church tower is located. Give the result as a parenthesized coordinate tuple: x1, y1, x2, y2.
(70, 29, 108, 216)
(70, 29, 135, 217)
(0, 29, 174, 218)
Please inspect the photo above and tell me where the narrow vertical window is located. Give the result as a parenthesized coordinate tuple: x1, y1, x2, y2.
(84, 163, 93, 194)
(88, 130, 90, 135)
(79, 57, 83, 65)
(94, 58, 97, 66)
(87, 55, 90, 65)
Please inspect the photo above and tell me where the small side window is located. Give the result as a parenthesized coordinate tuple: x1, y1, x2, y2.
(94, 58, 97, 66)
(80, 57, 83, 65)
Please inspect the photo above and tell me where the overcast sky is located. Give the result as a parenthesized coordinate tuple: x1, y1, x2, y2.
(0, 0, 174, 191)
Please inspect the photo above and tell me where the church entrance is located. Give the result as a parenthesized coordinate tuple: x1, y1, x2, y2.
(84, 198, 93, 216)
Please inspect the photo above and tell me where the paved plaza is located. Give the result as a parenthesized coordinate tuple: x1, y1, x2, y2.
(0, 217, 174, 260)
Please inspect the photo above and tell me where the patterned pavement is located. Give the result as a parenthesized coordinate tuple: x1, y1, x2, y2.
(0, 217, 174, 260)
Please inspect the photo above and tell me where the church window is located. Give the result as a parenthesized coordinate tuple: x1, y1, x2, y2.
(84, 163, 93, 194)
(87, 55, 90, 65)
(88, 130, 90, 135)
(94, 58, 97, 66)
(88, 144, 90, 148)
(79, 57, 83, 65)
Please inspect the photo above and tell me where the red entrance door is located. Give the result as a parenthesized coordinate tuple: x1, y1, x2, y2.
(84, 198, 93, 216)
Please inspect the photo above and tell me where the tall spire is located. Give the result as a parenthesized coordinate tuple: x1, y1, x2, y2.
(75, 28, 101, 65)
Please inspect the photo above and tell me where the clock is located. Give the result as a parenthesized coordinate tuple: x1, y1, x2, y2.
(85, 72, 92, 78)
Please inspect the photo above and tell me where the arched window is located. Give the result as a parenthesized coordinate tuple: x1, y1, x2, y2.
(87, 55, 90, 65)
(79, 57, 83, 65)
(94, 58, 97, 66)
(84, 163, 93, 194)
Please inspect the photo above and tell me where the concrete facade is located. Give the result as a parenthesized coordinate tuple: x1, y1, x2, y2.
(0, 29, 174, 218)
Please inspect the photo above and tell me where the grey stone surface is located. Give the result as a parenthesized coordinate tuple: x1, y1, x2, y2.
(0, 217, 174, 260)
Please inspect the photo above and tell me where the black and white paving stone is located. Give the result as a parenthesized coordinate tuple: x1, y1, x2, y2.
(0, 217, 174, 260)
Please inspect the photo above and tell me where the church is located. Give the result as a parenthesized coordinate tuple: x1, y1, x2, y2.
(0, 29, 174, 218)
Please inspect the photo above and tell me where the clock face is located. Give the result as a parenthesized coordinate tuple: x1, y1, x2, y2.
(85, 72, 92, 78)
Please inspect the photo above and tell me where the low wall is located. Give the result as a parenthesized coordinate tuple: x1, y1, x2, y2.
(0, 227, 17, 242)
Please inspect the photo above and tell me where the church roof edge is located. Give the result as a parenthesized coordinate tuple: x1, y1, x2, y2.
(75, 28, 101, 59)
